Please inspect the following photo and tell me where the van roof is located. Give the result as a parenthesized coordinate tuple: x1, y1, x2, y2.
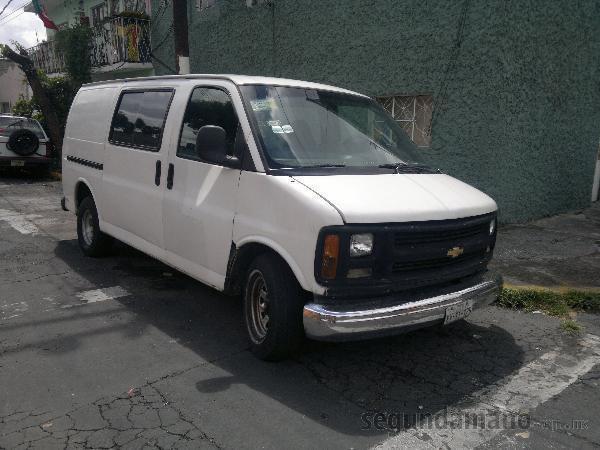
(82, 74, 367, 97)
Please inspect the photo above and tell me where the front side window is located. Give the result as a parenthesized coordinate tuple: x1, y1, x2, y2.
(177, 87, 239, 161)
(240, 85, 428, 173)
(109, 90, 173, 151)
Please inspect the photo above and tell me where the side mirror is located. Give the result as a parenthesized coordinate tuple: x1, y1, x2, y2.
(195, 125, 241, 169)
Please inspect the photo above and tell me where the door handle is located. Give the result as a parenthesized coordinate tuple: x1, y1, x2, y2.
(155, 160, 161, 186)
(167, 163, 174, 190)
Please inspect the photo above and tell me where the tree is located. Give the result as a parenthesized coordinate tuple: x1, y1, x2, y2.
(11, 74, 76, 135)
(55, 24, 92, 87)
(1, 44, 63, 154)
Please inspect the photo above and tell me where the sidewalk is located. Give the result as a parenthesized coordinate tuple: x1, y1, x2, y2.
(491, 202, 600, 290)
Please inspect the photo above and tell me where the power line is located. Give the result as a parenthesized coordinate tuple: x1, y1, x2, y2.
(0, 1, 29, 26)
(430, 0, 470, 131)
(150, 0, 170, 32)
(152, 21, 173, 53)
(0, 8, 26, 26)
(0, 0, 15, 18)
(0, 0, 28, 22)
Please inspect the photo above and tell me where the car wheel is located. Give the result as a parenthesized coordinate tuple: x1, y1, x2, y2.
(77, 196, 112, 257)
(244, 253, 305, 361)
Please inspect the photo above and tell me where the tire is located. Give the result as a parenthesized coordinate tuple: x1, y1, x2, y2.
(8, 129, 39, 156)
(77, 196, 113, 257)
(243, 253, 305, 361)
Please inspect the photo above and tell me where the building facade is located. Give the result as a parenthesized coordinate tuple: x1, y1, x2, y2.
(151, 0, 600, 223)
(26, 0, 155, 81)
(0, 59, 32, 113)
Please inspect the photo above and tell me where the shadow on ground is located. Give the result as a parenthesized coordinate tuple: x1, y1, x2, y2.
(48, 238, 523, 437)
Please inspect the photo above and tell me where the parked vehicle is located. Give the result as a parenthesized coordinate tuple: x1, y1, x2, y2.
(0, 115, 53, 174)
(62, 75, 502, 360)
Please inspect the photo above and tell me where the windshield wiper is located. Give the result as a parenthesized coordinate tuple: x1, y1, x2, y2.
(378, 162, 408, 170)
(300, 164, 346, 169)
(378, 162, 439, 174)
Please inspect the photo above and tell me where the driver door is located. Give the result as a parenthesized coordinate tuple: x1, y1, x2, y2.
(162, 83, 243, 289)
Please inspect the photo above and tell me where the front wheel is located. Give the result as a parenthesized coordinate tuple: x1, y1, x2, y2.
(243, 254, 305, 361)
(77, 196, 113, 257)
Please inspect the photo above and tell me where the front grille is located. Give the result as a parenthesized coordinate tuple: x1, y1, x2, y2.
(393, 222, 489, 245)
(391, 251, 486, 272)
(385, 213, 496, 288)
(315, 212, 497, 296)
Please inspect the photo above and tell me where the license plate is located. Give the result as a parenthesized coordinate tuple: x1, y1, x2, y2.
(444, 301, 473, 325)
(10, 160, 25, 167)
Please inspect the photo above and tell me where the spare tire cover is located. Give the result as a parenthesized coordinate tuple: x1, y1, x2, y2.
(7, 129, 40, 157)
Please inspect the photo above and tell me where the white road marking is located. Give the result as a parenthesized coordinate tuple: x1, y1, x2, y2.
(1, 287, 131, 322)
(75, 286, 130, 305)
(0, 208, 41, 234)
(0, 301, 29, 320)
(376, 334, 600, 449)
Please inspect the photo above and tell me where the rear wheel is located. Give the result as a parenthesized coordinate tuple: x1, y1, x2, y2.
(243, 253, 305, 361)
(77, 196, 112, 257)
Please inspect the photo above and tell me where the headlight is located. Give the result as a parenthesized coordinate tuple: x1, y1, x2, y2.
(489, 219, 496, 235)
(349, 233, 374, 257)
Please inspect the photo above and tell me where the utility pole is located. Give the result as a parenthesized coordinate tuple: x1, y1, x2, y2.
(172, 0, 190, 74)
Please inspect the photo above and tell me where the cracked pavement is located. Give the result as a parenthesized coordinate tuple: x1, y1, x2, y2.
(1, 177, 599, 449)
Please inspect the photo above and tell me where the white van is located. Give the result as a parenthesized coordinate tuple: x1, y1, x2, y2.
(62, 75, 502, 360)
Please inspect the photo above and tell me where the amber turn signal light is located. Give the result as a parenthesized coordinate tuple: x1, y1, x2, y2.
(321, 234, 340, 279)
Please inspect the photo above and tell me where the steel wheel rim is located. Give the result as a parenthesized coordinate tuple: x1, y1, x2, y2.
(81, 209, 94, 246)
(247, 269, 270, 344)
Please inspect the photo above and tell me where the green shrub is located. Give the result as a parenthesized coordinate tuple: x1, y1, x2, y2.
(497, 287, 600, 317)
(560, 319, 583, 335)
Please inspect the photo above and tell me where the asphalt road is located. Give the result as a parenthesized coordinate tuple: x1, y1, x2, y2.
(1, 176, 599, 449)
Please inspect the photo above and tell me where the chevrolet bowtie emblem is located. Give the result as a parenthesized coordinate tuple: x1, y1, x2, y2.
(447, 246, 464, 258)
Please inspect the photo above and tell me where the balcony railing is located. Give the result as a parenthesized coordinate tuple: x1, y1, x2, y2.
(90, 16, 151, 68)
(27, 16, 151, 75)
(28, 40, 66, 75)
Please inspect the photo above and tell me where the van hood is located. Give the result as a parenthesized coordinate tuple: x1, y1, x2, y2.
(292, 174, 497, 223)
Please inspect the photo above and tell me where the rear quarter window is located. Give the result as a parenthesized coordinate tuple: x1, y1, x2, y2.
(109, 90, 174, 151)
(66, 87, 119, 144)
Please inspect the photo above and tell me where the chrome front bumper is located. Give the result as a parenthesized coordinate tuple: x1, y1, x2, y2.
(303, 271, 502, 341)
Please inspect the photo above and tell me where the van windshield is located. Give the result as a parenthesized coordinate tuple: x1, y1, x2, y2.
(0, 117, 46, 139)
(240, 85, 429, 173)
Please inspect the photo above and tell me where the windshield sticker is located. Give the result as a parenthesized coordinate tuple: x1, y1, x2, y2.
(250, 98, 277, 112)
(271, 125, 284, 134)
(281, 125, 294, 134)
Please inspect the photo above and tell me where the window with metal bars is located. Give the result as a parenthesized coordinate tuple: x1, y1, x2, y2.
(376, 95, 433, 148)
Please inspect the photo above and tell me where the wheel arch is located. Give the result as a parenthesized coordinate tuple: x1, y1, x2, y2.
(74, 179, 99, 215)
(224, 237, 311, 295)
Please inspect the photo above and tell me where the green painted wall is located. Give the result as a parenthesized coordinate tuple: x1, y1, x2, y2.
(151, 0, 600, 223)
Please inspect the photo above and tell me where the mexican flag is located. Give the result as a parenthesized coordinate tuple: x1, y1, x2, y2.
(31, 0, 58, 30)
